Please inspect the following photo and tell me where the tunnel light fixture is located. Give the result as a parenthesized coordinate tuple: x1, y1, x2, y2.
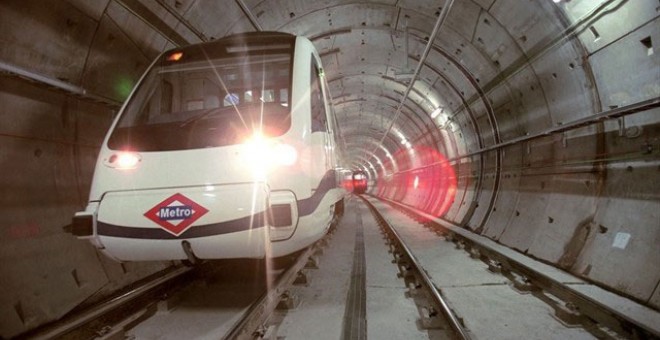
(431, 106, 450, 126)
(436, 113, 449, 126)
(430, 107, 443, 118)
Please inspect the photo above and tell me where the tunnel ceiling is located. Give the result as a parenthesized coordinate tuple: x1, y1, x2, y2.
(2, 0, 656, 174)
(129, 0, 572, 174)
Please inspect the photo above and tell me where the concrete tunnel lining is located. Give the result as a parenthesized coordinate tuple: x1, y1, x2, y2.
(0, 0, 658, 337)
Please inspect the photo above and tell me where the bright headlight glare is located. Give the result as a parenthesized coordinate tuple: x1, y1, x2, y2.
(273, 144, 297, 166)
(243, 134, 297, 170)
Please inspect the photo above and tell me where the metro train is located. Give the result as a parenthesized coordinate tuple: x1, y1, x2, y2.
(352, 170, 368, 194)
(70, 32, 347, 263)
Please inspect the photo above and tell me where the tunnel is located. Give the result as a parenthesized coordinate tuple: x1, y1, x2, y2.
(0, 0, 658, 337)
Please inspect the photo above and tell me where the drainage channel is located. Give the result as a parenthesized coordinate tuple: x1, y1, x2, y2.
(342, 209, 367, 340)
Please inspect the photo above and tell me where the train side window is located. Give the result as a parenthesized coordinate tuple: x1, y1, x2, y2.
(310, 56, 327, 132)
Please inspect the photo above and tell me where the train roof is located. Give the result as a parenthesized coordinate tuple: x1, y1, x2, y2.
(160, 31, 297, 64)
(217, 31, 296, 42)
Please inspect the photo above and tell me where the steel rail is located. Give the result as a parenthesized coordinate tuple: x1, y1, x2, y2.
(378, 195, 660, 339)
(360, 196, 471, 340)
(222, 239, 320, 339)
(27, 266, 191, 339)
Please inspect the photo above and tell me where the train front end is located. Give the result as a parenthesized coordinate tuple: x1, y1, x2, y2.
(71, 33, 321, 262)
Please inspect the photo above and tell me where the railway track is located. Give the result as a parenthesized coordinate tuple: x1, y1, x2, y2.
(21, 197, 659, 339)
(23, 220, 339, 339)
(20, 266, 194, 339)
(221, 237, 330, 339)
(363, 195, 660, 340)
(360, 196, 471, 339)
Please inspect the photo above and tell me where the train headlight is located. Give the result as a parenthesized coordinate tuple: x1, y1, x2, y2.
(243, 134, 297, 172)
(106, 152, 141, 170)
(272, 143, 297, 166)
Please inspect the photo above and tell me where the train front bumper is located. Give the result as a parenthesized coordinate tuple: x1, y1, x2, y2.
(71, 182, 284, 261)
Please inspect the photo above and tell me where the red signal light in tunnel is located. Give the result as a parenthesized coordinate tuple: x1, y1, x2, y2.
(387, 146, 457, 217)
(434, 154, 457, 217)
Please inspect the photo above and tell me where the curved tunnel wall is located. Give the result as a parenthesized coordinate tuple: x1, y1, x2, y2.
(370, 0, 660, 310)
(0, 1, 177, 336)
(0, 0, 657, 337)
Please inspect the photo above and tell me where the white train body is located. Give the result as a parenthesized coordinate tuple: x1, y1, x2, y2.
(71, 32, 346, 262)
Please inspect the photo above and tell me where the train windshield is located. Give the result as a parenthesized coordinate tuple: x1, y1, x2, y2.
(108, 38, 294, 151)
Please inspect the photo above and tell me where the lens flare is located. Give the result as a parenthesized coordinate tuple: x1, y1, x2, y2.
(375, 146, 456, 217)
(243, 133, 298, 178)
(273, 143, 297, 166)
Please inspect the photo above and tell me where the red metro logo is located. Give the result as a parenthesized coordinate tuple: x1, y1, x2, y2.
(144, 193, 209, 236)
